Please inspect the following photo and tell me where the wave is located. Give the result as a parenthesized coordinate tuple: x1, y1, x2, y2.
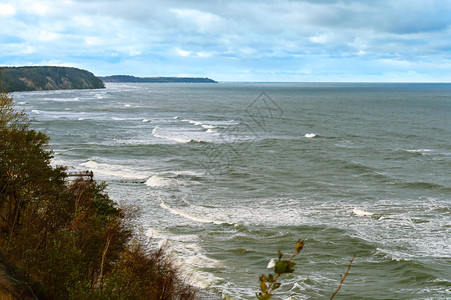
(353, 208, 375, 217)
(152, 126, 191, 143)
(145, 175, 172, 187)
(406, 149, 433, 155)
(178, 119, 225, 132)
(160, 200, 225, 225)
(94, 93, 106, 99)
(112, 117, 142, 121)
(80, 159, 148, 179)
(396, 181, 451, 192)
(201, 124, 217, 129)
(187, 120, 203, 126)
(171, 170, 205, 180)
(181, 119, 216, 129)
(144, 229, 224, 290)
(304, 133, 317, 138)
(151, 126, 209, 144)
(44, 97, 80, 102)
(402, 148, 451, 159)
(145, 227, 166, 240)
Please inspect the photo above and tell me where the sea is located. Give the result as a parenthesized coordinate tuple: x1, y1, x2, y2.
(13, 83, 451, 299)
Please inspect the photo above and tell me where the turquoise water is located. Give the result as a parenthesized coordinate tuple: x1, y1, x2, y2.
(14, 83, 451, 299)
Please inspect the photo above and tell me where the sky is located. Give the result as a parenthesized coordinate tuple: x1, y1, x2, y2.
(1, 0, 451, 82)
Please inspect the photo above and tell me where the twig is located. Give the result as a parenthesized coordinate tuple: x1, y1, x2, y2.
(330, 253, 356, 300)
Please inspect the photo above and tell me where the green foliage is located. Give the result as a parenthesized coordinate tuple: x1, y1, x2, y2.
(0, 66, 104, 92)
(0, 87, 196, 299)
(99, 75, 217, 83)
(256, 239, 304, 300)
(257, 239, 356, 300)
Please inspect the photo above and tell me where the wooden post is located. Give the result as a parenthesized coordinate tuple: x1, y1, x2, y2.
(67, 171, 94, 181)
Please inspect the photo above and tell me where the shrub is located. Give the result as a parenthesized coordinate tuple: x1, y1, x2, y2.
(0, 87, 196, 299)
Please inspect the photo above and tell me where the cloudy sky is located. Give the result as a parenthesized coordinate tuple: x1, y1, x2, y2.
(1, 0, 451, 82)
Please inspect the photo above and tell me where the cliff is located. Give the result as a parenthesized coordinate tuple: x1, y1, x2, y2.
(100, 75, 217, 83)
(0, 66, 105, 92)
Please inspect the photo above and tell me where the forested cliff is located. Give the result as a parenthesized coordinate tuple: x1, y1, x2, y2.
(0, 66, 104, 92)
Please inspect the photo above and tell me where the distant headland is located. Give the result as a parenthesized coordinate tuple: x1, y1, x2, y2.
(0, 66, 105, 92)
(99, 75, 217, 83)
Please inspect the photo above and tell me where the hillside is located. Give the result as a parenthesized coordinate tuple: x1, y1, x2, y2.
(100, 75, 217, 83)
(0, 66, 105, 92)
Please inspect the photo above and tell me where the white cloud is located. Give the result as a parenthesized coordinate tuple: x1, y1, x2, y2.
(171, 8, 223, 33)
(39, 31, 60, 41)
(85, 36, 103, 45)
(196, 51, 212, 58)
(129, 50, 142, 56)
(357, 50, 366, 56)
(1, 0, 451, 81)
(240, 48, 256, 56)
(0, 3, 16, 17)
(174, 47, 190, 57)
(310, 34, 329, 44)
(19, 0, 52, 16)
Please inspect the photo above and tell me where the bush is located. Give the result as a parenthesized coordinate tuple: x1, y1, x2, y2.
(0, 87, 196, 299)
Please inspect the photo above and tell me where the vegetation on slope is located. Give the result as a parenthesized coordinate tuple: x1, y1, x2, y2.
(0, 66, 105, 92)
(0, 88, 195, 299)
(99, 75, 217, 83)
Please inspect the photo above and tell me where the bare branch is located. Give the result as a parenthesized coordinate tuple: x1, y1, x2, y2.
(330, 253, 356, 300)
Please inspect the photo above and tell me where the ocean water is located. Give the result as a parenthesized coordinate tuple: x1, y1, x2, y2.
(13, 83, 451, 299)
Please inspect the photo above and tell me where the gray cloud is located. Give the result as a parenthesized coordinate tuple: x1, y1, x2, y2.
(1, 0, 451, 81)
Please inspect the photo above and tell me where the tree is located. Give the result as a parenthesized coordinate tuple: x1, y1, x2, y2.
(0, 87, 196, 299)
(0, 89, 66, 242)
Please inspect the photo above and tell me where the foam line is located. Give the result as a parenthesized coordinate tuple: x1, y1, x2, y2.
(160, 201, 224, 225)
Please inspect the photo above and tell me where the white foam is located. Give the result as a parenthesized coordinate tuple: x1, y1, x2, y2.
(80, 160, 148, 179)
(160, 201, 224, 225)
(145, 175, 172, 187)
(181, 120, 219, 131)
(208, 120, 240, 126)
(142, 119, 150, 123)
(152, 126, 191, 143)
(406, 149, 432, 153)
(267, 258, 276, 269)
(146, 228, 165, 240)
(112, 117, 141, 121)
(191, 121, 203, 126)
(185, 253, 223, 268)
(305, 133, 317, 138)
(18, 102, 27, 104)
(78, 118, 86, 121)
(353, 208, 374, 217)
(44, 97, 80, 102)
(157, 239, 168, 249)
(124, 104, 131, 107)
(201, 124, 217, 129)
(172, 170, 204, 177)
(183, 120, 203, 126)
(406, 149, 434, 156)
